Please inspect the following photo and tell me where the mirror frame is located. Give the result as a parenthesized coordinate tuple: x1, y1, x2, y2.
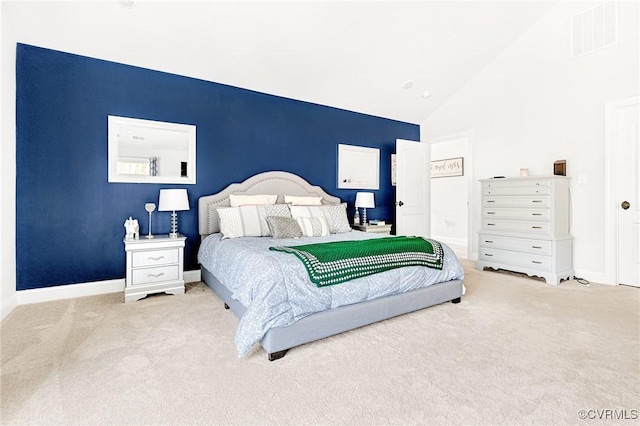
(108, 115, 197, 184)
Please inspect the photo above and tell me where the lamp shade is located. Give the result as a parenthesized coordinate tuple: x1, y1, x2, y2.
(355, 192, 375, 209)
(158, 189, 190, 212)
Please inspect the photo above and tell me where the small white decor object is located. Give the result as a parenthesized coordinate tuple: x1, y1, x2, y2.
(159, 189, 190, 238)
(124, 217, 140, 240)
(355, 192, 375, 225)
(145, 203, 156, 239)
(520, 168, 529, 176)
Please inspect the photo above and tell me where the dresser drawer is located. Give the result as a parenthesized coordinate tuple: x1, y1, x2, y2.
(482, 208, 550, 221)
(483, 185, 550, 196)
(479, 234, 551, 255)
(483, 196, 550, 208)
(132, 265, 180, 286)
(482, 219, 550, 235)
(479, 248, 550, 271)
(132, 248, 179, 267)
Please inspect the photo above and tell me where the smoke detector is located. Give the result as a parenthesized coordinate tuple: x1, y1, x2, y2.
(117, 0, 136, 8)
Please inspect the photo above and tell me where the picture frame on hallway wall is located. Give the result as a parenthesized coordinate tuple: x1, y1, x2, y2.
(431, 157, 464, 178)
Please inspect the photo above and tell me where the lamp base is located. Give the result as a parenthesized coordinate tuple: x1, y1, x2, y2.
(169, 211, 179, 238)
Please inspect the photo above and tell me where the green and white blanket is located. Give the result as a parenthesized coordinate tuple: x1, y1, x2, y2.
(269, 236, 444, 287)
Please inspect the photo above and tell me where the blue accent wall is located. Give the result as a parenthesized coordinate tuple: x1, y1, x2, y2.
(16, 44, 420, 290)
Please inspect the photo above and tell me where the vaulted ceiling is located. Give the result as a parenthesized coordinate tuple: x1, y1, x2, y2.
(4, 0, 556, 124)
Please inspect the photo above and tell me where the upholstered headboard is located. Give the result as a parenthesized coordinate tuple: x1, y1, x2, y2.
(198, 171, 342, 236)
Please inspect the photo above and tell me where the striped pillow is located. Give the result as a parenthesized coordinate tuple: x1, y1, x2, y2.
(217, 206, 271, 239)
(296, 216, 330, 237)
(289, 204, 351, 234)
(216, 204, 293, 238)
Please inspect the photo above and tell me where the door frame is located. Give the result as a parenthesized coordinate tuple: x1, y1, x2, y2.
(427, 131, 474, 260)
(604, 96, 638, 285)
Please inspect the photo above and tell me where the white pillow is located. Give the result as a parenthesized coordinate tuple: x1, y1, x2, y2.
(284, 195, 323, 206)
(229, 194, 278, 207)
(296, 216, 330, 237)
(216, 206, 270, 239)
(289, 204, 352, 234)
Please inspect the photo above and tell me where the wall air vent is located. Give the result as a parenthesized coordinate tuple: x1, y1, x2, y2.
(572, 0, 618, 57)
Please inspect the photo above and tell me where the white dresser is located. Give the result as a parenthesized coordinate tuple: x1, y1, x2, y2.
(124, 235, 186, 303)
(476, 176, 573, 285)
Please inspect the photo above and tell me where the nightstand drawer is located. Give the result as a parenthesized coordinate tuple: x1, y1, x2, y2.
(132, 248, 179, 267)
(132, 265, 179, 286)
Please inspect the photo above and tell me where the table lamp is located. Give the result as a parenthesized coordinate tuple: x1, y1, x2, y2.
(158, 189, 190, 238)
(355, 192, 375, 225)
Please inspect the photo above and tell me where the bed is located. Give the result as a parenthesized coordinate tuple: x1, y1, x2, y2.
(197, 171, 465, 360)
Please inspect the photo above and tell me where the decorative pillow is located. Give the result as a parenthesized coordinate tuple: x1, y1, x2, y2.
(284, 195, 323, 206)
(266, 216, 303, 239)
(229, 193, 278, 207)
(264, 204, 291, 218)
(325, 203, 352, 233)
(296, 216, 330, 237)
(289, 204, 352, 234)
(216, 206, 270, 239)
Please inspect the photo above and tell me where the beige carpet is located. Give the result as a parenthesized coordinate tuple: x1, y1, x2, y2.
(1, 260, 639, 425)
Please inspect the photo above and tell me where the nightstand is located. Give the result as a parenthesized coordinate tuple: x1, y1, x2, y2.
(123, 235, 186, 303)
(352, 224, 393, 235)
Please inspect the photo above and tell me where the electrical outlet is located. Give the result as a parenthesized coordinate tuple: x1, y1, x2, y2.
(578, 173, 588, 184)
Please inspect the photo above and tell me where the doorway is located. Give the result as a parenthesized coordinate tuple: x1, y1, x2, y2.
(605, 96, 639, 286)
(429, 133, 472, 259)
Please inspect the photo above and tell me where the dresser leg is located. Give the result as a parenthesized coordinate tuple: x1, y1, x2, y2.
(451, 297, 461, 304)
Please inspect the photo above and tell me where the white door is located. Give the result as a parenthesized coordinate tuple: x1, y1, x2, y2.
(395, 139, 429, 236)
(617, 101, 639, 287)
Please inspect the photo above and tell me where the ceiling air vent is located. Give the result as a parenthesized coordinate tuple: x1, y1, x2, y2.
(572, 0, 618, 57)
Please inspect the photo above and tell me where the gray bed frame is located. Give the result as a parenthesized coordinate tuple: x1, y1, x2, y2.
(198, 171, 464, 361)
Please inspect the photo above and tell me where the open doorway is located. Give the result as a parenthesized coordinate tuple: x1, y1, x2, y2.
(429, 133, 472, 259)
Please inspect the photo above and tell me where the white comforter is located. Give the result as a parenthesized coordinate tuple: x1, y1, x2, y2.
(198, 231, 464, 356)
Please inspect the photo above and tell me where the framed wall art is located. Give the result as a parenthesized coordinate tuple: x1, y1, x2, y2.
(431, 157, 464, 178)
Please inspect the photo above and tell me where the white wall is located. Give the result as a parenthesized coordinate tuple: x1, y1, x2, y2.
(1, 3, 17, 320)
(430, 137, 469, 248)
(421, 1, 639, 283)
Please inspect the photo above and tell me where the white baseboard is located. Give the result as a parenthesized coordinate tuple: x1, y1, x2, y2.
(1, 293, 18, 321)
(17, 278, 126, 306)
(573, 269, 612, 286)
(15, 269, 202, 306)
(184, 269, 201, 284)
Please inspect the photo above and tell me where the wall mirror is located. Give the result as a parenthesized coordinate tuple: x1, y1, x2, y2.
(337, 144, 380, 189)
(108, 115, 196, 184)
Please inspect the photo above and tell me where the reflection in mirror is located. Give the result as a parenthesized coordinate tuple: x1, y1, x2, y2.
(108, 115, 196, 184)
